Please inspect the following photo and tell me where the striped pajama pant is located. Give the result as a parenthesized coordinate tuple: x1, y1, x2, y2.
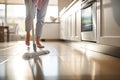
(24, 0, 49, 37)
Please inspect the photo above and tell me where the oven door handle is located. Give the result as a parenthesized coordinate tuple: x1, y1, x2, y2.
(81, 0, 96, 9)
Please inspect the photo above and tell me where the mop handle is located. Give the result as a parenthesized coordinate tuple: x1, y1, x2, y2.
(29, 0, 36, 52)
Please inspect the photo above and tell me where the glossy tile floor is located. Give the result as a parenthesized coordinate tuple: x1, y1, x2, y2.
(0, 41, 120, 80)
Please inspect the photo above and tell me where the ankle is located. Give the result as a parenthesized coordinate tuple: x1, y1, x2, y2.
(26, 32, 30, 35)
(36, 36, 41, 44)
(36, 36, 40, 41)
(25, 32, 30, 46)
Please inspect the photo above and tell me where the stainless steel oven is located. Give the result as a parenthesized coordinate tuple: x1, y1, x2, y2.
(81, 0, 97, 42)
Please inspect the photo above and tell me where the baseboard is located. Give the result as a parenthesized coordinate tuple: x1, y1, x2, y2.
(66, 41, 120, 58)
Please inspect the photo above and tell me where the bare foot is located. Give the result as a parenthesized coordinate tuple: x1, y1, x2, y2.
(36, 36, 44, 48)
(25, 32, 30, 46)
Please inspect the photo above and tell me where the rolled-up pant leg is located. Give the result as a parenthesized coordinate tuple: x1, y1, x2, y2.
(24, 0, 36, 32)
(36, 0, 49, 37)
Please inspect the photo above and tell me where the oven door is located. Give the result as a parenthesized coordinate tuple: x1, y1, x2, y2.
(81, 0, 97, 42)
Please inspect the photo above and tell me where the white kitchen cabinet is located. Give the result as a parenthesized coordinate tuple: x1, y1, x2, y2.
(66, 14, 72, 40)
(97, 0, 120, 47)
(60, 0, 81, 41)
(60, 14, 68, 40)
(41, 23, 60, 39)
(75, 9, 81, 41)
(60, 14, 66, 39)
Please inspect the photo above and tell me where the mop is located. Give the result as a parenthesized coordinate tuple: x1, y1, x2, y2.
(23, 0, 49, 60)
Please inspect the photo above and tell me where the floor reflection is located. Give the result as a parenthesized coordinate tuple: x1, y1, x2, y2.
(0, 41, 120, 80)
(0, 62, 6, 80)
(28, 57, 44, 80)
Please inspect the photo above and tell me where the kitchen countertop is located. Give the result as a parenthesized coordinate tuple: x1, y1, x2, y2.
(59, 0, 79, 17)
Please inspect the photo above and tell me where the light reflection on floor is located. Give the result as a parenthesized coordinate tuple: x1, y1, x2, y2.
(0, 41, 120, 80)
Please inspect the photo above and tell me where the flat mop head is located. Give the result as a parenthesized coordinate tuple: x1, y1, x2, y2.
(23, 50, 50, 60)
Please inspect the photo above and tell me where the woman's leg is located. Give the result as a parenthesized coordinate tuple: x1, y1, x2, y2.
(36, 0, 49, 48)
(24, 0, 36, 46)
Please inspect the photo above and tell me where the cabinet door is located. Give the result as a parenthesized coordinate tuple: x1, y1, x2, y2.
(71, 13, 76, 40)
(60, 14, 66, 39)
(65, 14, 72, 40)
(75, 10, 81, 41)
(97, 0, 120, 47)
